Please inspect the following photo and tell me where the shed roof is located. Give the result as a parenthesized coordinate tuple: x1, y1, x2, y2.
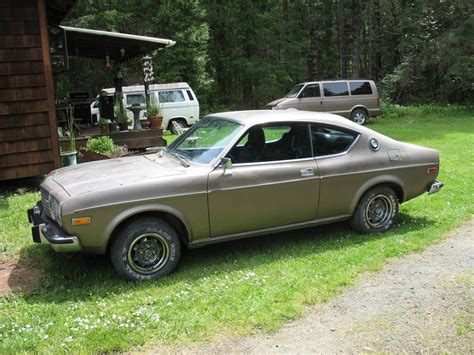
(60, 26, 176, 60)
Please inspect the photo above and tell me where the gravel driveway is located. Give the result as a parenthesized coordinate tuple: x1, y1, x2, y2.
(162, 218, 473, 353)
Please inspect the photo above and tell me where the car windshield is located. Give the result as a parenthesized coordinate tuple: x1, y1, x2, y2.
(166, 117, 244, 165)
(284, 84, 304, 98)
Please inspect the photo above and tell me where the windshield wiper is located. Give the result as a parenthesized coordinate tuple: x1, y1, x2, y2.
(170, 152, 190, 167)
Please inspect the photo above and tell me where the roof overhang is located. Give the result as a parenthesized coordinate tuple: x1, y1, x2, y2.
(60, 26, 176, 61)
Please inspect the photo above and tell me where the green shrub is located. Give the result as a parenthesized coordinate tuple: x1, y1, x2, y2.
(85, 136, 116, 157)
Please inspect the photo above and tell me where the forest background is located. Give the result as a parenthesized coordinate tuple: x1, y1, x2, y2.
(60, 0, 473, 114)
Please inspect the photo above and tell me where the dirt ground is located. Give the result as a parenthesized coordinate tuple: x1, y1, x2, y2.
(159, 218, 474, 354)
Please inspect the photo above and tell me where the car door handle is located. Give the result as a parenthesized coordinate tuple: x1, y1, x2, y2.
(300, 168, 314, 177)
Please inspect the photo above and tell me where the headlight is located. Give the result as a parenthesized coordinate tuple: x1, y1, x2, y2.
(50, 197, 62, 225)
(271, 105, 280, 110)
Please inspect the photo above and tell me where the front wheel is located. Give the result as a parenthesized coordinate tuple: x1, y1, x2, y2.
(169, 119, 188, 134)
(350, 186, 399, 234)
(350, 108, 368, 125)
(111, 217, 181, 281)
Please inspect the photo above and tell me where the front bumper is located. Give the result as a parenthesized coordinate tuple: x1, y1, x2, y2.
(427, 180, 444, 195)
(27, 202, 82, 252)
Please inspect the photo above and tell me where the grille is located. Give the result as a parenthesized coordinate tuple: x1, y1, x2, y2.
(40, 189, 52, 219)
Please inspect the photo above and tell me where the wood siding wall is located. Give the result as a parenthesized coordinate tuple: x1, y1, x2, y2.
(0, 0, 59, 181)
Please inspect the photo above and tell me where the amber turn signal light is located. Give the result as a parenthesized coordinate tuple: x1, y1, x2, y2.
(72, 217, 91, 226)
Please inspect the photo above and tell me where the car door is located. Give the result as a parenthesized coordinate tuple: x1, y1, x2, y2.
(310, 123, 362, 218)
(208, 123, 320, 237)
(296, 83, 323, 112)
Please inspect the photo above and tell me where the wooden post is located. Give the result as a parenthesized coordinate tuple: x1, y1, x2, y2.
(142, 55, 154, 115)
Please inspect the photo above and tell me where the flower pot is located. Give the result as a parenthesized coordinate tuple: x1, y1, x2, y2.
(119, 122, 129, 131)
(60, 151, 77, 167)
(148, 115, 163, 129)
(100, 126, 109, 134)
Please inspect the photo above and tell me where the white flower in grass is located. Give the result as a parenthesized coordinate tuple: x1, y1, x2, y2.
(64, 335, 74, 342)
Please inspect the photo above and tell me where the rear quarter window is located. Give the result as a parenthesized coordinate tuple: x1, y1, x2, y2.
(323, 82, 349, 96)
(350, 81, 373, 95)
(311, 124, 359, 157)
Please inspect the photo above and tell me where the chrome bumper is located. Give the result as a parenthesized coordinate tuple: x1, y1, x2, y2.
(27, 202, 82, 252)
(427, 180, 444, 195)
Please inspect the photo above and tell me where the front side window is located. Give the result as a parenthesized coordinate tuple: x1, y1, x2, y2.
(158, 90, 185, 103)
(285, 84, 304, 98)
(126, 94, 146, 105)
(350, 81, 373, 95)
(300, 84, 320, 98)
(323, 82, 349, 97)
(167, 117, 243, 164)
(311, 124, 358, 157)
(228, 123, 312, 164)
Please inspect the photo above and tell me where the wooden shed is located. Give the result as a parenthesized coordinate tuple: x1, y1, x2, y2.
(0, 0, 75, 181)
(0, 1, 175, 182)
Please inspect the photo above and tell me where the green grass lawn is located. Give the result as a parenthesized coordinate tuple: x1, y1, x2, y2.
(0, 105, 473, 352)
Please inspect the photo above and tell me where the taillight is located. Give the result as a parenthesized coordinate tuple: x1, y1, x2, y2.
(377, 97, 380, 108)
(427, 167, 438, 175)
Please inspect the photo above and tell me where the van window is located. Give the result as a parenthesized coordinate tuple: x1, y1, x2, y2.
(126, 94, 146, 105)
(300, 84, 320, 98)
(186, 90, 194, 101)
(323, 82, 349, 96)
(158, 90, 185, 103)
(311, 124, 358, 157)
(350, 81, 373, 95)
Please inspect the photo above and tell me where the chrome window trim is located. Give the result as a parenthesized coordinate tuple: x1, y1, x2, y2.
(313, 134, 361, 160)
(232, 157, 316, 168)
(213, 121, 314, 168)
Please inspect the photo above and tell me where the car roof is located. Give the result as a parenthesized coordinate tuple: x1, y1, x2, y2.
(298, 79, 374, 85)
(206, 110, 370, 133)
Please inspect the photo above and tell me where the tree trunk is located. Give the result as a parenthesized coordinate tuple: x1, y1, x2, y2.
(337, 0, 348, 78)
(351, 0, 360, 79)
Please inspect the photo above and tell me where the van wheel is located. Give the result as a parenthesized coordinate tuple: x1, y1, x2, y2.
(169, 119, 188, 134)
(111, 217, 181, 281)
(350, 186, 399, 234)
(351, 108, 368, 125)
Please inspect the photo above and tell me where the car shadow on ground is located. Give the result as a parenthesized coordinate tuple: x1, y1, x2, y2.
(10, 212, 435, 304)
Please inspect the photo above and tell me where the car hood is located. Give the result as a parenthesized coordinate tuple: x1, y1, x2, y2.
(52, 155, 184, 197)
(267, 97, 291, 107)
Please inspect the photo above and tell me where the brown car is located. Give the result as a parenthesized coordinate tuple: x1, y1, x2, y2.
(28, 110, 443, 281)
(267, 80, 382, 125)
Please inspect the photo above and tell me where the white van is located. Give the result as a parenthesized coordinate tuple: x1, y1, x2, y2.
(90, 82, 199, 133)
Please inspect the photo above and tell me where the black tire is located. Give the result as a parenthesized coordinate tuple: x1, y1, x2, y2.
(350, 108, 368, 125)
(350, 186, 399, 234)
(111, 217, 181, 281)
(169, 119, 188, 134)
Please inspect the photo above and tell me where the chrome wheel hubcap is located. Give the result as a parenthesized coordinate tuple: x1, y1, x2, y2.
(365, 194, 393, 228)
(353, 112, 366, 124)
(127, 233, 169, 274)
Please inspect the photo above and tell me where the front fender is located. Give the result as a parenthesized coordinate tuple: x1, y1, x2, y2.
(104, 203, 192, 245)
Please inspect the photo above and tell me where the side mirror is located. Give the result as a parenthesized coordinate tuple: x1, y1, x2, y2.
(221, 157, 233, 176)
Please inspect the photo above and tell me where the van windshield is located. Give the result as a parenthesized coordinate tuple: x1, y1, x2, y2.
(285, 84, 304, 98)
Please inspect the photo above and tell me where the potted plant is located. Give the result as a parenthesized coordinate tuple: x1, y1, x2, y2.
(115, 97, 130, 131)
(147, 98, 163, 129)
(60, 105, 77, 166)
(99, 117, 109, 134)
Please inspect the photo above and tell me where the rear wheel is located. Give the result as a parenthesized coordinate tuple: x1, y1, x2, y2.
(169, 119, 188, 134)
(111, 217, 181, 281)
(350, 186, 399, 234)
(350, 108, 368, 125)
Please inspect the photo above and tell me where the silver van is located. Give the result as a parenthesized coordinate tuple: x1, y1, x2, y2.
(267, 80, 381, 125)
